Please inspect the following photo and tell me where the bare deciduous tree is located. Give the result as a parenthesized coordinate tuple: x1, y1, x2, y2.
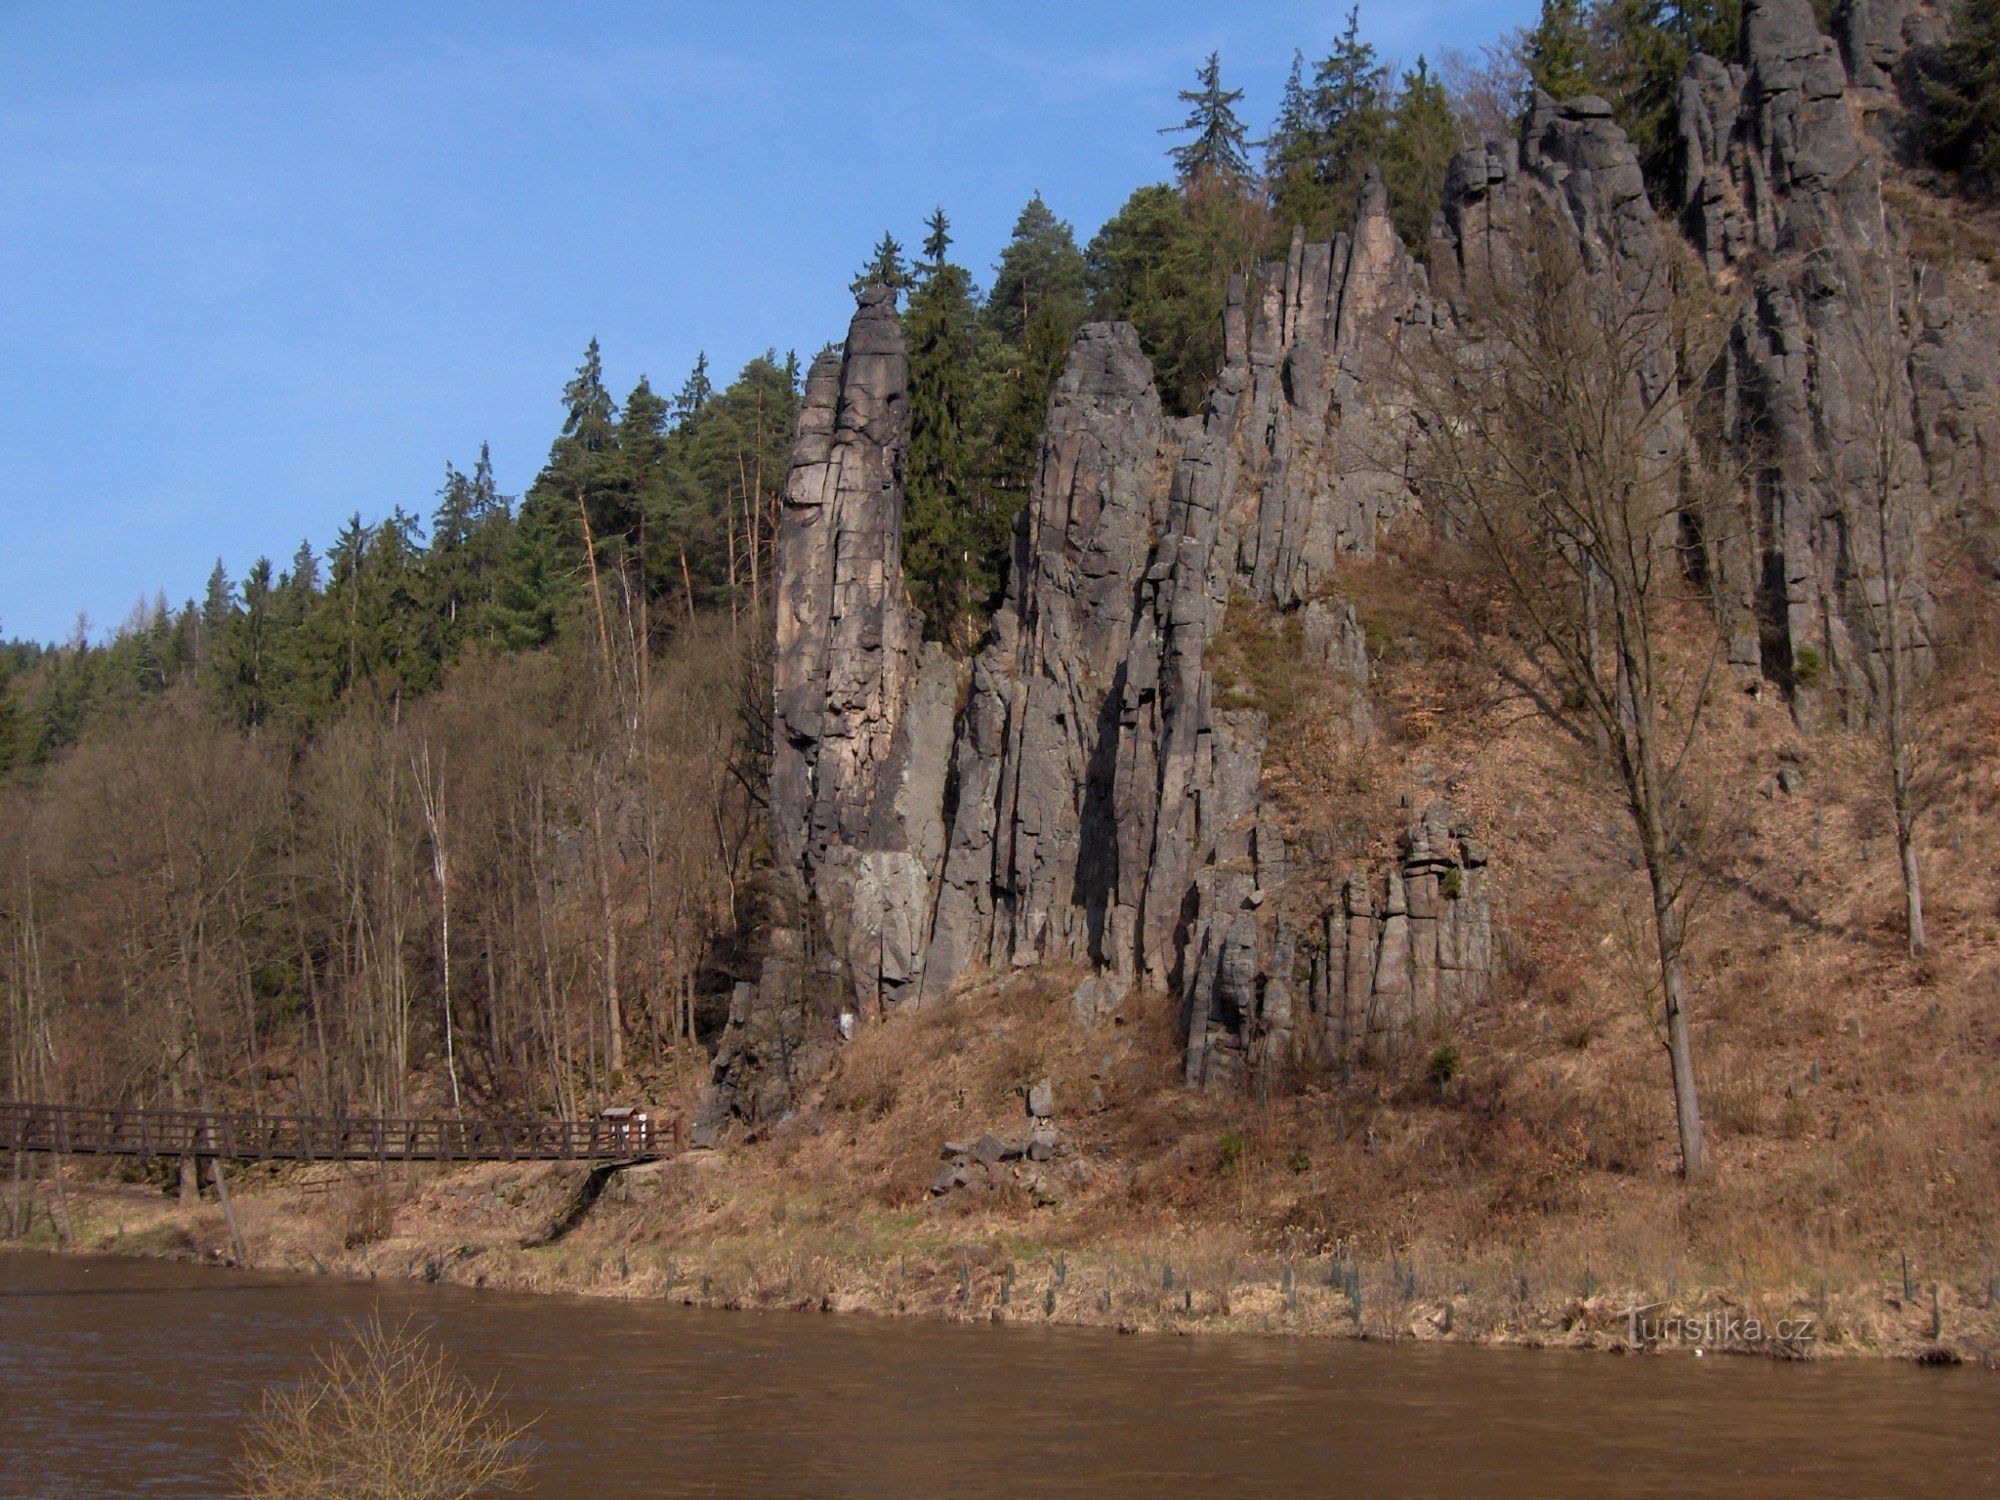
(1841, 248, 1934, 956)
(1410, 207, 1718, 1178)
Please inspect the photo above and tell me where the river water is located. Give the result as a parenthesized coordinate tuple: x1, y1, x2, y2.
(1, 1250, 1994, 1497)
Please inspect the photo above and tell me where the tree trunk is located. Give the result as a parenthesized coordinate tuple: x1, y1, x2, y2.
(1652, 890, 1709, 1179)
(210, 1157, 248, 1264)
(1899, 795, 1927, 956)
(1625, 639, 1710, 1180)
(590, 772, 623, 1079)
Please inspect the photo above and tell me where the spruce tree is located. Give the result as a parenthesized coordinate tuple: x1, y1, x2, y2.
(1598, 0, 1741, 197)
(672, 353, 712, 425)
(1162, 52, 1253, 185)
(902, 254, 984, 643)
(1922, 0, 2000, 195)
(922, 207, 952, 267)
(215, 556, 278, 727)
(1269, 9, 1389, 237)
(493, 344, 620, 650)
(1264, 51, 1321, 188)
(851, 232, 912, 296)
(1381, 57, 1460, 252)
(1087, 184, 1220, 417)
(0, 655, 25, 779)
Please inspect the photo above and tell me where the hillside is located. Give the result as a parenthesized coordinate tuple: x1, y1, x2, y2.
(7, 0, 2000, 1362)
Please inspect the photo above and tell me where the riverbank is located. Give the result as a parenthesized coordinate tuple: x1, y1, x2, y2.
(6, 1154, 1994, 1367)
(10, 955, 1997, 1368)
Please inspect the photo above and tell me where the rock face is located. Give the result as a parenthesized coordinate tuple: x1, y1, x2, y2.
(1678, 0, 1996, 726)
(703, 286, 962, 1128)
(714, 1, 1997, 1118)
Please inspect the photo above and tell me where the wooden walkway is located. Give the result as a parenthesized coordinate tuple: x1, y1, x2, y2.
(1, 1100, 676, 1164)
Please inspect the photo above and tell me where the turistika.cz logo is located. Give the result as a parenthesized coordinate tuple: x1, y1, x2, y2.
(1621, 1304, 1817, 1350)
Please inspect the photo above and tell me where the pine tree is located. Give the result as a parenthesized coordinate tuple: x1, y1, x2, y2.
(1922, 0, 2000, 195)
(1088, 184, 1218, 417)
(1162, 52, 1252, 185)
(1598, 0, 1741, 197)
(983, 193, 1088, 344)
(1524, 0, 1600, 100)
(851, 232, 912, 296)
(619, 374, 680, 612)
(1381, 57, 1460, 251)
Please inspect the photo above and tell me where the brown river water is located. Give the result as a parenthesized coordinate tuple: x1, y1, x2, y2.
(1, 1249, 1994, 1497)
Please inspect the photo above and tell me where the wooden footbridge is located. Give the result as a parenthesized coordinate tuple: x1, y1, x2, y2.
(1, 1100, 677, 1165)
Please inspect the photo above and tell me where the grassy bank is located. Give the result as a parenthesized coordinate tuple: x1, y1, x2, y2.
(9, 946, 1996, 1367)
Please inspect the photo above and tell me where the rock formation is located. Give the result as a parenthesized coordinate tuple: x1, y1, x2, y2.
(708, 0, 1998, 1123)
(1679, 0, 1996, 726)
(702, 286, 962, 1129)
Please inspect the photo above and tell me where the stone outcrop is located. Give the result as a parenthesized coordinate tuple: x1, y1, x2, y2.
(1181, 801, 1492, 1088)
(702, 287, 961, 1129)
(921, 323, 1170, 994)
(1677, 0, 1996, 726)
(1835, 0, 1948, 113)
(714, 0, 1999, 1119)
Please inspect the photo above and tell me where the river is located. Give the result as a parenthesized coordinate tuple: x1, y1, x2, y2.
(1, 1249, 1994, 1496)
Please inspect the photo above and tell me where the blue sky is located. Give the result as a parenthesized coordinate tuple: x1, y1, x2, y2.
(0, 1, 1536, 646)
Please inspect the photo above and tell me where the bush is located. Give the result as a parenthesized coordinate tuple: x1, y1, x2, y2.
(237, 1315, 534, 1499)
(341, 1186, 396, 1251)
(1429, 1045, 1461, 1091)
(1218, 1127, 1247, 1176)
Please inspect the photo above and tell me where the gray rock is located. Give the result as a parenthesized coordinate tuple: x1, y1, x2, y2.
(1028, 1129, 1059, 1162)
(1069, 975, 1122, 1027)
(1674, 0, 1989, 729)
(1778, 767, 1805, 796)
(972, 1134, 1007, 1167)
(1027, 1078, 1055, 1119)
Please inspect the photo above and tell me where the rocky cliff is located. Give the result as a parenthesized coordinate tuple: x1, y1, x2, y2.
(708, 0, 1996, 1124)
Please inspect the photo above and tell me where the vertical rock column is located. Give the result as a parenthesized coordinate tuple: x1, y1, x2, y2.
(703, 286, 959, 1129)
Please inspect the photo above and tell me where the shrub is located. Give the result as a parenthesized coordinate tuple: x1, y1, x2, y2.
(1218, 1127, 1247, 1176)
(1429, 1045, 1461, 1091)
(236, 1315, 535, 1499)
(341, 1185, 396, 1251)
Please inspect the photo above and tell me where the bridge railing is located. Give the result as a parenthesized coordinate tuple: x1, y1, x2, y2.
(0, 1100, 679, 1163)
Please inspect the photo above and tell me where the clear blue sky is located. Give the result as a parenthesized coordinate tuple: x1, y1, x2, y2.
(0, 1, 1536, 646)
